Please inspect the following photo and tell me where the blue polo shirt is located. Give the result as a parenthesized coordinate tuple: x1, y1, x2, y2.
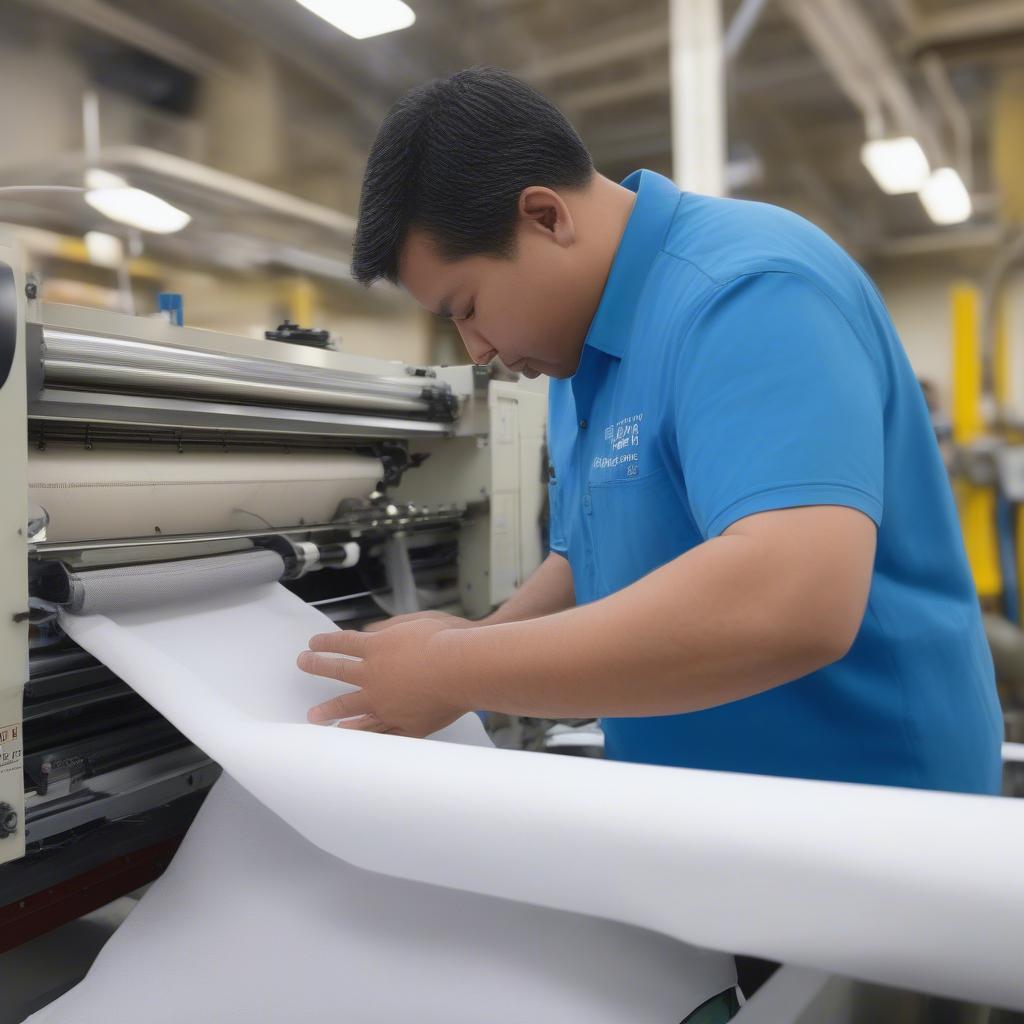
(547, 169, 1003, 794)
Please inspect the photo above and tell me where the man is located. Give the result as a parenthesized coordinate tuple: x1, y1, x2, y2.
(298, 67, 1003, 796)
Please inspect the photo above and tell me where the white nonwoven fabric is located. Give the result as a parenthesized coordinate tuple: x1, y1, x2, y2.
(28, 449, 383, 542)
(48, 582, 1024, 1012)
(35, 583, 731, 1022)
(27, 776, 727, 1023)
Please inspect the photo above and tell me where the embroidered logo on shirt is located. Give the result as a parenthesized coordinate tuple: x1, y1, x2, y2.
(593, 413, 643, 477)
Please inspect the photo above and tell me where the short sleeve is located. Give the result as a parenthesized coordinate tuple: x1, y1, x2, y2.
(545, 391, 569, 555)
(676, 272, 885, 539)
(547, 476, 568, 554)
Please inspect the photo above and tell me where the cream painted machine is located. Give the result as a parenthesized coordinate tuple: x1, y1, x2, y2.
(0, 239, 547, 946)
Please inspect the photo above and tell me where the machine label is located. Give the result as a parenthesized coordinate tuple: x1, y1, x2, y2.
(0, 722, 22, 776)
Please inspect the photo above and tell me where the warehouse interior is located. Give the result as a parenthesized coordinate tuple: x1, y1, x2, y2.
(2, 0, 1024, 1021)
(2, 1, 1021, 365)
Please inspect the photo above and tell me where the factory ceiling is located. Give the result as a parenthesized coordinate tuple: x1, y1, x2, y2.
(1, 0, 1022, 274)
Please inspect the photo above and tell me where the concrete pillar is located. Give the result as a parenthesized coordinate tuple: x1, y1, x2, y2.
(669, 0, 726, 196)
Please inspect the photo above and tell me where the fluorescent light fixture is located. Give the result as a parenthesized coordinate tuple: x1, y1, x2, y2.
(84, 168, 127, 190)
(84, 170, 191, 234)
(84, 230, 124, 267)
(860, 136, 930, 195)
(295, 0, 415, 39)
(919, 167, 972, 225)
(85, 186, 191, 233)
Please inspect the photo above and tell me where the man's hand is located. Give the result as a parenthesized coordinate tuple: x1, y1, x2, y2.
(362, 609, 473, 633)
(297, 618, 470, 738)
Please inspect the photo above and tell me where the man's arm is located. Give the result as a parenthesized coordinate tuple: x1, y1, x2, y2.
(299, 504, 876, 735)
(364, 551, 575, 632)
(442, 504, 874, 718)
(479, 551, 576, 626)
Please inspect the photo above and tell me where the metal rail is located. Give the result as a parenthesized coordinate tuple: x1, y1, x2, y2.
(29, 503, 470, 557)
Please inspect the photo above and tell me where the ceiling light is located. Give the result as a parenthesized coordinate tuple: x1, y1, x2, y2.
(84, 168, 127, 190)
(84, 230, 124, 267)
(918, 167, 972, 225)
(860, 137, 930, 195)
(295, 0, 415, 39)
(84, 183, 191, 234)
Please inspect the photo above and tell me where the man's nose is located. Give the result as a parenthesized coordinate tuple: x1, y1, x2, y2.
(456, 322, 497, 366)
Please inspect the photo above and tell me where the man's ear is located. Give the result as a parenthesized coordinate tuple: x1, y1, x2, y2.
(518, 187, 576, 247)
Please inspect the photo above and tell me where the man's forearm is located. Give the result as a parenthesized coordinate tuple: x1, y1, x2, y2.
(442, 507, 874, 719)
(475, 551, 575, 626)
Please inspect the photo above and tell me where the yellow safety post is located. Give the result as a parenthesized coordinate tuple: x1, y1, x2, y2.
(951, 284, 983, 444)
(959, 483, 1002, 602)
(994, 295, 1011, 412)
(951, 283, 1002, 601)
(1016, 505, 1024, 626)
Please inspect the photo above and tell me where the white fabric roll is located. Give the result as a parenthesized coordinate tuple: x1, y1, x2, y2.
(29, 448, 383, 541)
(46, 581, 1024, 1014)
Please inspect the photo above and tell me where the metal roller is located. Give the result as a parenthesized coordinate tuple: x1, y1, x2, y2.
(40, 329, 451, 418)
(31, 537, 364, 624)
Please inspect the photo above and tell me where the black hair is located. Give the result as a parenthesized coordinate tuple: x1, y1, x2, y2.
(351, 66, 594, 286)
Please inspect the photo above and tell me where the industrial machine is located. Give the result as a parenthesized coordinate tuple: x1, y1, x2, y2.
(0, 237, 548, 950)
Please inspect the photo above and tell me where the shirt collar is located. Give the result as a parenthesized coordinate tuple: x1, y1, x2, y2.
(581, 169, 681, 360)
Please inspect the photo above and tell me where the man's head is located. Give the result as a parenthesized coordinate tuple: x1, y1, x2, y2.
(352, 67, 625, 379)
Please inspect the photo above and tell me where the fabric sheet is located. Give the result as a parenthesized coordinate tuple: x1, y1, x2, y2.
(34, 581, 1024, 1015)
(30, 584, 730, 1022)
(28, 776, 727, 1023)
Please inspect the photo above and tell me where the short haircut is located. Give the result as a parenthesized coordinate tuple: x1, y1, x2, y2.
(351, 66, 594, 286)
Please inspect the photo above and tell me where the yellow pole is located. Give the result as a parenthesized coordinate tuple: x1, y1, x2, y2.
(959, 483, 1002, 601)
(1017, 506, 1024, 625)
(950, 283, 1002, 600)
(951, 283, 983, 444)
(994, 294, 1011, 412)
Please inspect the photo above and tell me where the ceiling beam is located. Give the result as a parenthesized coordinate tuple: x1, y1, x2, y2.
(560, 52, 829, 118)
(724, 0, 770, 62)
(782, 0, 947, 165)
(910, 0, 1024, 52)
(874, 222, 1004, 258)
(562, 70, 670, 115)
(23, 0, 226, 79)
(520, 21, 666, 82)
(522, 0, 773, 86)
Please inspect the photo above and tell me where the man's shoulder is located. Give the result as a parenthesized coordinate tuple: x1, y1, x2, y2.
(658, 193, 856, 292)
(644, 194, 883, 350)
